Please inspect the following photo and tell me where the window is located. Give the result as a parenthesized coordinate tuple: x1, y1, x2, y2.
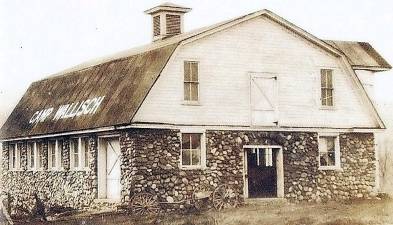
(27, 142, 35, 169)
(321, 69, 333, 106)
(81, 137, 90, 168)
(9, 143, 16, 170)
(48, 140, 57, 169)
(70, 137, 89, 170)
(319, 135, 340, 169)
(184, 61, 199, 102)
(70, 139, 79, 169)
(58, 139, 64, 169)
(36, 142, 44, 169)
(181, 133, 206, 168)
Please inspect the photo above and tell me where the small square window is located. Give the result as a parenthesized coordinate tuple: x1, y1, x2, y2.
(181, 133, 205, 168)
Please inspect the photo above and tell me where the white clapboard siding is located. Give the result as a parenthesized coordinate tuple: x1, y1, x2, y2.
(355, 70, 375, 102)
(133, 16, 378, 128)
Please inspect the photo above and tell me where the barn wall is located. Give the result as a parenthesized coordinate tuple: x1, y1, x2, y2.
(133, 15, 378, 128)
(1, 136, 98, 215)
(120, 128, 377, 209)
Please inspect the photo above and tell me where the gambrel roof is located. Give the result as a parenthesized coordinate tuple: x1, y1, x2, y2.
(0, 9, 390, 140)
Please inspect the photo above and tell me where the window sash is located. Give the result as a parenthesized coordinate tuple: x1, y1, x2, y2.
(319, 136, 339, 168)
(181, 133, 202, 166)
(27, 142, 35, 169)
(9, 144, 15, 169)
(321, 69, 333, 106)
(184, 61, 199, 101)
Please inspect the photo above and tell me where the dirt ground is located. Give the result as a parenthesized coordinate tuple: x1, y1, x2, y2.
(13, 199, 393, 225)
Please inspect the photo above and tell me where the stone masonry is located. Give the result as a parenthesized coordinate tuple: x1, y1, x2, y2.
(1, 128, 377, 214)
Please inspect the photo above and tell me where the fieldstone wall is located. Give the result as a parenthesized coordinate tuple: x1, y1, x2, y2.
(315, 133, 376, 201)
(0, 128, 377, 214)
(121, 129, 377, 207)
(1, 135, 98, 215)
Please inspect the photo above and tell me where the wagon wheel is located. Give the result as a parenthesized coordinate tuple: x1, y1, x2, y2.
(130, 192, 160, 216)
(213, 184, 238, 211)
(192, 183, 212, 210)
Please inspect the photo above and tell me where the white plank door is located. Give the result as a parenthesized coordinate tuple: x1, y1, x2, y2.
(106, 138, 121, 200)
(250, 73, 278, 126)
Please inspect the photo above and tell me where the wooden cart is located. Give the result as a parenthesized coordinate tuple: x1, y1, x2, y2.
(128, 184, 238, 215)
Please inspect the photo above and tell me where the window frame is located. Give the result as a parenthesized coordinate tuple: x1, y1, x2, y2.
(27, 142, 36, 170)
(320, 69, 335, 109)
(180, 130, 206, 170)
(70, 137, 90, 170)
(48, 139, 57, 170)
(318, 133, 341, 170)
(183, 61, 200, 104)
(36, 142, 44, 170)
(8, 143, 16, 170)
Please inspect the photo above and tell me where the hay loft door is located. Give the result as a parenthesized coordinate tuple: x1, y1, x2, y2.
(250, 73, 278, 126)
(98, 136, 121, 201)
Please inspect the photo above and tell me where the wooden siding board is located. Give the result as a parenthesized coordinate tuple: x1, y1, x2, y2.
(0, 44, 178, 139)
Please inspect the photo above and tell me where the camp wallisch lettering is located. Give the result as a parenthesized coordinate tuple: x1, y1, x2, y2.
(29, 96, 105, 124)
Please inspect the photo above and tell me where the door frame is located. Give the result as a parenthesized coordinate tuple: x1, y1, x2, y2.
(97, 135, 121, 201)
(243, 145, 284, 199)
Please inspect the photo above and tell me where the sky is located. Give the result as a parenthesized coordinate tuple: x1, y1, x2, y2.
(0, 0, 392, 127)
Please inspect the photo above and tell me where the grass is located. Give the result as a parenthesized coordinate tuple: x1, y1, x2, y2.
(14, 198, 393, 225)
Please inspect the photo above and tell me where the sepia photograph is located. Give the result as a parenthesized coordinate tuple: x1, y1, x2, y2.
(0, 0, 392, 224)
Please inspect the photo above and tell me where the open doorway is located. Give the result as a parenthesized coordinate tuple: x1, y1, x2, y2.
(243, 145, 284, 198)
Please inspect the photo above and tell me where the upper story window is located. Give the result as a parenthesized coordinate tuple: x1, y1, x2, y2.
(184, 61, 199, 102)
(181, 133, 206, 169)
(153, 15, 160, 36)
(70, 137, 90, 170)
(321, 69, 333, 107)
(318, 134, 341, 170)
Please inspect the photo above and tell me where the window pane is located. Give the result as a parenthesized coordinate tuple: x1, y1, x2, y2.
(320, 152, 328, 166)
(9, 144, 15, 169)
(190, 62, 198, 82)
(326, 137, 335, 152)
(190, 83, 198, 101)
(190, 134, 201, 149)
(182, 134, 191, 149)
(327, 70, 333, 88)
(184, 62, 191, 81)
(182, 149, 191, 166)
(326, 90, 333, 106)
(184, 83, 191, 101)
(191, 149, 201, 165)
(49, 141, 56, 168)
(321, 72, 327, 88)
(72, 139, 79, 168)
(82, 137, 89, 167)
(327, 151, 335, 166)
(37, 143, 42, 168)
(58, 140, 64, 168)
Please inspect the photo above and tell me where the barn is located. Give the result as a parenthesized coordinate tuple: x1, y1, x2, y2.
(0, 3, 391, 213)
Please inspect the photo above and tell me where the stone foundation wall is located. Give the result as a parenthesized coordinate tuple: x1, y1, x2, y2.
(1, 135, 98, 214)
(1, 128, 377, 214)
(121, 129, 377, 206)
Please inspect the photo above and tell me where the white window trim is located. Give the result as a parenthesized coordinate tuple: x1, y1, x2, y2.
(179, 129, 206, 170)
(318, 68, 336, 110)
(35, 142, 45, 171)
(56, 140, 65, 171)
(9, 143, 22, 171)
(48, 140, 57, 170)
(318, 133, 342, 170)
(70, 137, 90, 171)
(27, 142, 36, 171)
(9, 143, 15, 170)
(182, 60, 201, 105)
